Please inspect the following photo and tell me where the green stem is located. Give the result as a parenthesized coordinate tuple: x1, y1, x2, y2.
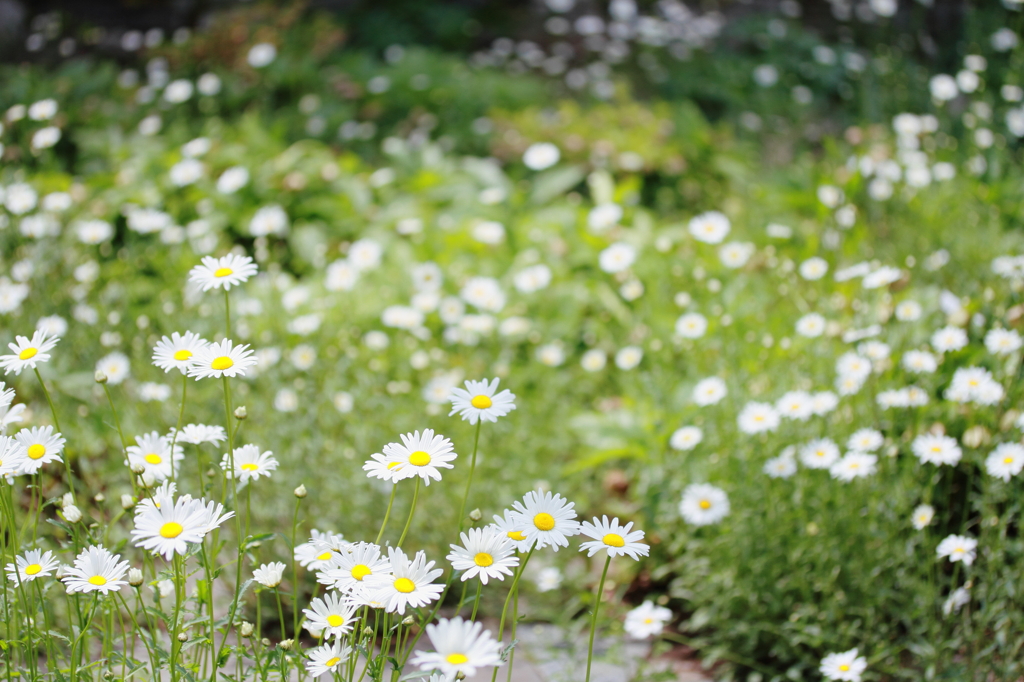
(584, 555, 612, 682)
(275, 589, 287, 642)
(490, 548, 535, 682)
(396, 478, 420, 548)
(470, 580, 483, 622)
(170, 555, 184, 682)
(375, 484, 398, 545)
(291, 496, 303, 641)
(457, 420, 482, 531)
(35, 367, 75, 503)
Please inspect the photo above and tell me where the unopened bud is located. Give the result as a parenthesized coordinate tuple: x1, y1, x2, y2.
(402, 616, 415, 626)
(362, 627, 374, 637)
(140, 472, 156, 488)
(128, 568, 144, 586)
(234, 406, 247, 420)
(469, 508, 482, 522)
(294, 484, 307, 498)
(130, 462, 146, 475)
(278, 639, 294, 651)
(177, 632, 188, 642)
(455, 673, 467, 681)
(61, 492, 74, 508)
(261, 638, 271, 647)
(240, 622, 254, 637)
(94, 370, 108, 384)
(63, 505, 82, 523)
(93, 492, 105, 503)
(121, 494, 136, 510)
(56, 566, 69, 580)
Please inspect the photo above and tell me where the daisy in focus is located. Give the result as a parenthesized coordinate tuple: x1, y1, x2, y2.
(131, 495, 216, 560)
(317, 542, 392, 593)
(304, 640, 352, 678)
(367, 547, 444, 615)
(302, 592, 357, 638)
(447, 527, 519, 584)
(579, 516, 649, 560)
(152, 331, 208, 374)
(295, 529, 349, 570)
(380, 429, 457, 485)
(449, 378, 516, 424)
(0, 330, 59, 375)
(489, 509, 536, 551)
(254, 562, 287, 588)
(189, 253, 259, 291)
(13, 425, 64, 475)
(511, 490, 581, 551)
(411, 616, 503, 680)
(5, 549, 59, 585)
(187, 339, 258, 380)
(221, 444, 279, 486)
(62, 546, 131, 594)
(125, 431, 184, 482)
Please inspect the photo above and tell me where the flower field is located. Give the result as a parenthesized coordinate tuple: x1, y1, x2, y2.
(1, 1, 1024, 681)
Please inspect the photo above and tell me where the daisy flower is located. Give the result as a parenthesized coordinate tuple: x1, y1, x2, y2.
(688, 211, 730, 244)
(411, 616, 503, 680)
(624, 601, 673, 639)
(679, 484, 730, 526)
(96, 352, 130, 385)
(305, 641, 352, 678)
(448, 378, 516, 425)
(829, 452, 878, 482)
(319, 542, 392, 593)
(5, 549, 59, 585)
(130, 495, 209, 560)
(776, 391, 814, 421)
(447, 527, 519, 584)
(669, 426, 702, 451)
(902, 350, 938, 374)
(381, 429, 457, 485)
(0, 382, 26, 433)
(0, 330, 59, 375)
(125, 431, 184, 482)
(820, 648, 868, 682)
(931, 326, 968, 353)
(221, 444, 278, 485)
(692, 377, 727, 405)
(189, 254, 259, 292)
(912, 504, 935, 530)
(936, 534, 978, 565)
(362, 450, 406, 483)
(985, 442, 1024, 481)
(62, 546, 130, 594)
(0, 436, 26, 481)
(191, 498, 235, 535)
(579, 516, 649, 560)
(152, 331, 208, 374)
(302, 592, 357, 638)
(366, 547, 444, 615)
(763, 453, 797, 479)
(254, 562, 286, 588)
(13, 425, 64, 475)
(675, 312, 708, 339)
(187, 339, 258, 380)
(737, 402, 780, 434)
(170, 423, 226, 445)
(295, 529, 349, 570)
(847, 429, 883, 452)
(511, 490, 581, 551)
(488, 509, 535, 552)
(985, 328, 1022, 355)
(912, 433, 962, 467)
(799, 439, 841, 469)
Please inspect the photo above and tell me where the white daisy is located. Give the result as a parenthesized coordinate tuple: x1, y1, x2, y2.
(152, 331, 208, 374)
(5, 549, 59, 585)
(624, 601, 673, 639)
(688, 211, 730, 244)
(221, 444, 278, 485)
(62, 546, 131, 594)
(125, 432, 184, 482)
(936, 534, 977, 566)
(669, 426, 702, 451)
(912, 433, 962, 466)
(96, 351, 131, 385)
(911, 504, 935, 530)
(763, 453, 797, 479)
(776, 391, 814, 421)
(985, 442, 1024, 481)
(737, 401, 780, 434)
(381, 429, 457, 485)
(931, 326, 968, 353)
(679, 484, 730, 526)
(447, 527, 519, 584)
(692, 377, 727, 405)
(187, 339, 258, 380)
(253, 562, 287, 588)
(295, 529, 349, 570)
(362, 449, 406, 483)
(448, 378, 516, 424)
(579, 516, 649, 560)
(317, 542, 392, 593)
(130, 495, 210, 560)
(305, 641, 351, 678)
(800, 438, 840, 469)
(984, 328, 1022, 355)
(189, 254, 259, 292)
(170, 423, 226, 445)
(847, 429, 883, 452)
(820, 648, 867, 682)
(675, 312, 708, 339)
(191, 498, 235, 535)
(366, 547, 443, 615)
(302, 592, 357, 638)
(488, 509, 536, 552)
(829, 452, 878, 482)
(0, 330, 59, 375)
(0, 436, 26, 481)
(902, 350, 938, 374)
(13, 425, 64, 475)
(511, 490, 581, 552)
(411, 616, 503, 680)
(599, 242, 637, 273)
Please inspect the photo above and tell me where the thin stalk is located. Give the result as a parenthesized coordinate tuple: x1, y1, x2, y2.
(170, 555, 185, 682)
(396, 478, 420, 548)
(35, 367, 75, 503)
(470, 580, 483, 622)
(291, 496, 303, 640)
(457, 420, 482, 531)
(375, 485, 398, 545)
(584, 555, 612, 682)
(490, 548, 535, 682)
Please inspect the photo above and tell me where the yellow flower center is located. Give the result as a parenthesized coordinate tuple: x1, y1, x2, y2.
(446, 653, 469, 665)
(27, 444, 46, 460)
(173, 349, 192, 361)
(603, 533, 625, 547)
(18, 347, 37, 360)
(394, 577, 416, 593)
(214, 267, 234, 278)
(474, 552, 494, 567)
(144, 453, 163, 465)
(326, 615, 344, 628)
(325, 656, 341, 667)
(534, 513, 555, 531)
(643, 618, 653, 624)
(699, 499, 711, 510)
(160, 522, 184, 538)
(839, 665, 850, 672)
(1005, 457, 1015, 464)
(351, 564, 371, 581)
(88, 575, 107, 586)
(409, 450, 431, 466)
(211, 356, 234, 371)
(387, 462, 402, 470)
(931, 446, 941, 453)
(241, 463, 259, 471)
(24, 564, 42, 576)
(507, 530, 526, 542)
(316, 552, 332, 561)
(470, 395, 492, 409)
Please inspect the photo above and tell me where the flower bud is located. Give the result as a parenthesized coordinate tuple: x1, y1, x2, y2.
(234, 406, 247, 420)
(128, 568, 144, 586)
(469, 508, 482, 522)
(130, 462, 146, 475)
(294, 484, 307, 498)
(362, 627, 374, 637)
(93, 492, 105, 503)
(121, 494, 136, 510)
(61, 492, 74, 508)
(455, 673, 467, 681)
(177, 632, 188, 642)
(94, 370, 108, 384)
(56, 565, 69, 580)
(63, 505, 82, 523)
(278, 639, 294, 651)
(240, 622, 254, 637)
(402, 616, 415, 626)
(140, 472, 156, 488)
(261, 638, 271, 648)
